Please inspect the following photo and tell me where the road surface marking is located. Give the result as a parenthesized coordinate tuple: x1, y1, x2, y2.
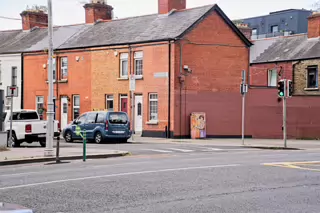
(0, 164, 240, 191)
(203, 148, 223, 151)
(144, 149, 173, 153)
(262, 161, 320, 172)
(167, 148, 194, 152)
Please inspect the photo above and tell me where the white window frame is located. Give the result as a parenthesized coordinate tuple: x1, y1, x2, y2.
(11, 66, 18, 87)
(36, 96, 44, 116)
(134, 51, 143, 78)
(52, 58, 56, 81)
(120, 53, 128, 78)
(268, 69, 277, 87)
(106, 95, 114, 111)
(73, 95, 80, 120)
(306, 66, 318, 89)
(60, 57, 68, 80)
(149, 93, 158, 121)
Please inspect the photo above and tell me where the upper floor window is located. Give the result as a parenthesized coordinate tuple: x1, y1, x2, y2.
(60, 57, 68, 79)
(120, 53, 128, 78)
(134, 51, 143, 77)
(307, 66, 318, 89)
(268, 69, 277, 87)
(11, 67, 17, 87)
(252, 28, 257, 35)
(271, 25, 279, 34)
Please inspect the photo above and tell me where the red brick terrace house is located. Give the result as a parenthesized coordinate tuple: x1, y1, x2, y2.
(249, 11, 320, 139)
(23, 0, 252, 138)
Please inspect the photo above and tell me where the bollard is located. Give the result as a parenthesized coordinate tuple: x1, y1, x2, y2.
(56, 136, 60, 163)
(83, 130, 86, 162)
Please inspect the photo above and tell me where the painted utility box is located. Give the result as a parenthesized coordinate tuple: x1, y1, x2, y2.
(190, 112, 206, 139)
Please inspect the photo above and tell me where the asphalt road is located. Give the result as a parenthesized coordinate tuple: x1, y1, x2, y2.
(1, 145, 320, 213)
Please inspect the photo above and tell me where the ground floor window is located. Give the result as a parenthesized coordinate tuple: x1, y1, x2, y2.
(73, 95, 80, 120)
(149, 93, 158, 121)
(36, 96, 44, 119)
(106, 95, 114, 111)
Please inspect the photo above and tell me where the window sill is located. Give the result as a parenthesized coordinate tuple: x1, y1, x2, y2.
(304, 88, 319, 91)
(117, 77, 128, 81)
(135, 75, 143, 80)
(45, 79, 68, 84)
(146, 120, 158, 125)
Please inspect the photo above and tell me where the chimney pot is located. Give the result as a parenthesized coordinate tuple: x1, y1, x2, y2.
(158, 0, 186, 14)
(236, 23, 252, 40)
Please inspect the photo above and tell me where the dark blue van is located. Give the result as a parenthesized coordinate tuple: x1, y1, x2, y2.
(62, 111, 132, 143)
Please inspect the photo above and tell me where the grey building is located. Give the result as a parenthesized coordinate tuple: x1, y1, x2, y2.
(241, 9, 312, 40)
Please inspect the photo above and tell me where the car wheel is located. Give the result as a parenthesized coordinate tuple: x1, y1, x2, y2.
(121, 138, 128, 143)
(8, 132, 20, 147)
(94, 132, 103, 144)
(65, 131, 73, 143)
(39, 140, 46, 147)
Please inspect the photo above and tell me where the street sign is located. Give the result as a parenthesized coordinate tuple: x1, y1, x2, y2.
(6, 86, 18, 97)
(129, 75, 135, 91)
(75, 126, 81, 136)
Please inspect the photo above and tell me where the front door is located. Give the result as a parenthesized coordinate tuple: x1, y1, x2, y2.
(135, 95, 143, 132)
(60, 97, 68, 130)
(120, 97, 128, 113)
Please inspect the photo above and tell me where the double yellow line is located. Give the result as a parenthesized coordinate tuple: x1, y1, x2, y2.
(263, 161, 320, 172)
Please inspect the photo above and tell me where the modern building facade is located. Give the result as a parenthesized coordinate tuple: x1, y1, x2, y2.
(241, 9, 312, 40)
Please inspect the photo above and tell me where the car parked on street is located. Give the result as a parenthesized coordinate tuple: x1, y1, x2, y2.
(62, 111, 132, 143)
(3, 109, 60, 147)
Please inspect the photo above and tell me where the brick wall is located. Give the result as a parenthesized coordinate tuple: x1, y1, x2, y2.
(23, 51, 92, 124)
(90, 42, 173, 134)
(173, 10, 250, 137)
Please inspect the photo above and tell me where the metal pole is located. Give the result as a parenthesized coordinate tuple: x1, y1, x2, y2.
(131, 83, 134, 142)
(83, 130, 86, 162)
(56, 136, 60, 163)
(45, 0, 54, 156)
(241, 70, 246, 146)
(8, 93, 13, 147)
(283, 79, 287, 148)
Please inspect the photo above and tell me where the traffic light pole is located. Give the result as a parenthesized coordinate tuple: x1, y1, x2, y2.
(283, 79, 287, 148)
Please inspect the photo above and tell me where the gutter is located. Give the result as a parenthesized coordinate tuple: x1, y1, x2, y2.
(167, 41, 172, 138)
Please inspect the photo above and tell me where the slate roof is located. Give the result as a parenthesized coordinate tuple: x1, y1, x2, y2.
(251, 34, 320, 64)
(0, 4, 251, 54)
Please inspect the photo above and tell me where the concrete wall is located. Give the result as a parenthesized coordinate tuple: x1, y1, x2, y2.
(0, 54, 22, 111)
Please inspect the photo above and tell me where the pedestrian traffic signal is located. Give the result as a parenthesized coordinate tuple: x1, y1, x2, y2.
(287, 80, 293, 97)
(277, 80, 285, 97)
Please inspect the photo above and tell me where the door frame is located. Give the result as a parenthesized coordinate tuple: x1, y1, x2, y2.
(134, 95, 143, 133)
(60, 96, 69, 130)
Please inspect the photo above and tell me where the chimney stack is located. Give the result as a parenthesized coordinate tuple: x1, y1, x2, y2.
(308, 12, 320, 38)
(84, 0, 113, 24)
(158, 0, 186, 14)
(236, 23, 252, 40)
(20, 10, 48, 31)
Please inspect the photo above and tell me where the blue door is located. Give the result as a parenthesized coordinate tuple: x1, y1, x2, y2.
(84, 112, 98, 140)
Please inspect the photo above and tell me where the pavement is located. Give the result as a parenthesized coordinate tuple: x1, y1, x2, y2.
(0, 145, 320, 212)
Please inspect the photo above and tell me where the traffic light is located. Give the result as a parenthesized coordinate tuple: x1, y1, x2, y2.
(287, 80, 293, 97)
(277, 80, 285, 97)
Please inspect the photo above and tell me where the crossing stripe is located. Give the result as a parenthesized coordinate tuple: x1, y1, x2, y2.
(144, 149, 173, 153)
(167, 148, 194, 152)
(203, 148, 223, 151)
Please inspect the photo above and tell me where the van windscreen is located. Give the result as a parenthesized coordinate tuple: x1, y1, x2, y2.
(108, 113, 128, 124)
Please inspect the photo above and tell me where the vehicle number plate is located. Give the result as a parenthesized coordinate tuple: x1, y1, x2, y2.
(113, 131, 125, 134)
(38, 134, 46, 138)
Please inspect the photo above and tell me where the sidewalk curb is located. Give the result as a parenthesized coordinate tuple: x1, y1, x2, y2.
(0, 152, 129, 166)
(243, 146, 302, 150)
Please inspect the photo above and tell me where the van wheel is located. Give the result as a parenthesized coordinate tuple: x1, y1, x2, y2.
(39, 140, 46, 147)
(65, 131, 73, 143)
(94, 132, 103, 144)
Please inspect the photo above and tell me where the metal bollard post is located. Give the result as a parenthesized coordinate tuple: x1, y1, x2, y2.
(83, 130, 86, 162)
(56, 136, 60, 163)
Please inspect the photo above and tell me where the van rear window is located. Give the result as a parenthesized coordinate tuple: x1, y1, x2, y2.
(108, 113, 128, 124)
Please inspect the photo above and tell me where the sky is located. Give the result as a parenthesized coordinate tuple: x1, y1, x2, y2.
(0, 0, 316, 30)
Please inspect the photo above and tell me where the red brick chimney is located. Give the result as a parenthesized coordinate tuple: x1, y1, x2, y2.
(20, 10, 48, 31)
(159, 0, 186, 14)
(84, 1, 113, 24)
(236, 23, 252, 40)
(308, 12, 320, 38)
